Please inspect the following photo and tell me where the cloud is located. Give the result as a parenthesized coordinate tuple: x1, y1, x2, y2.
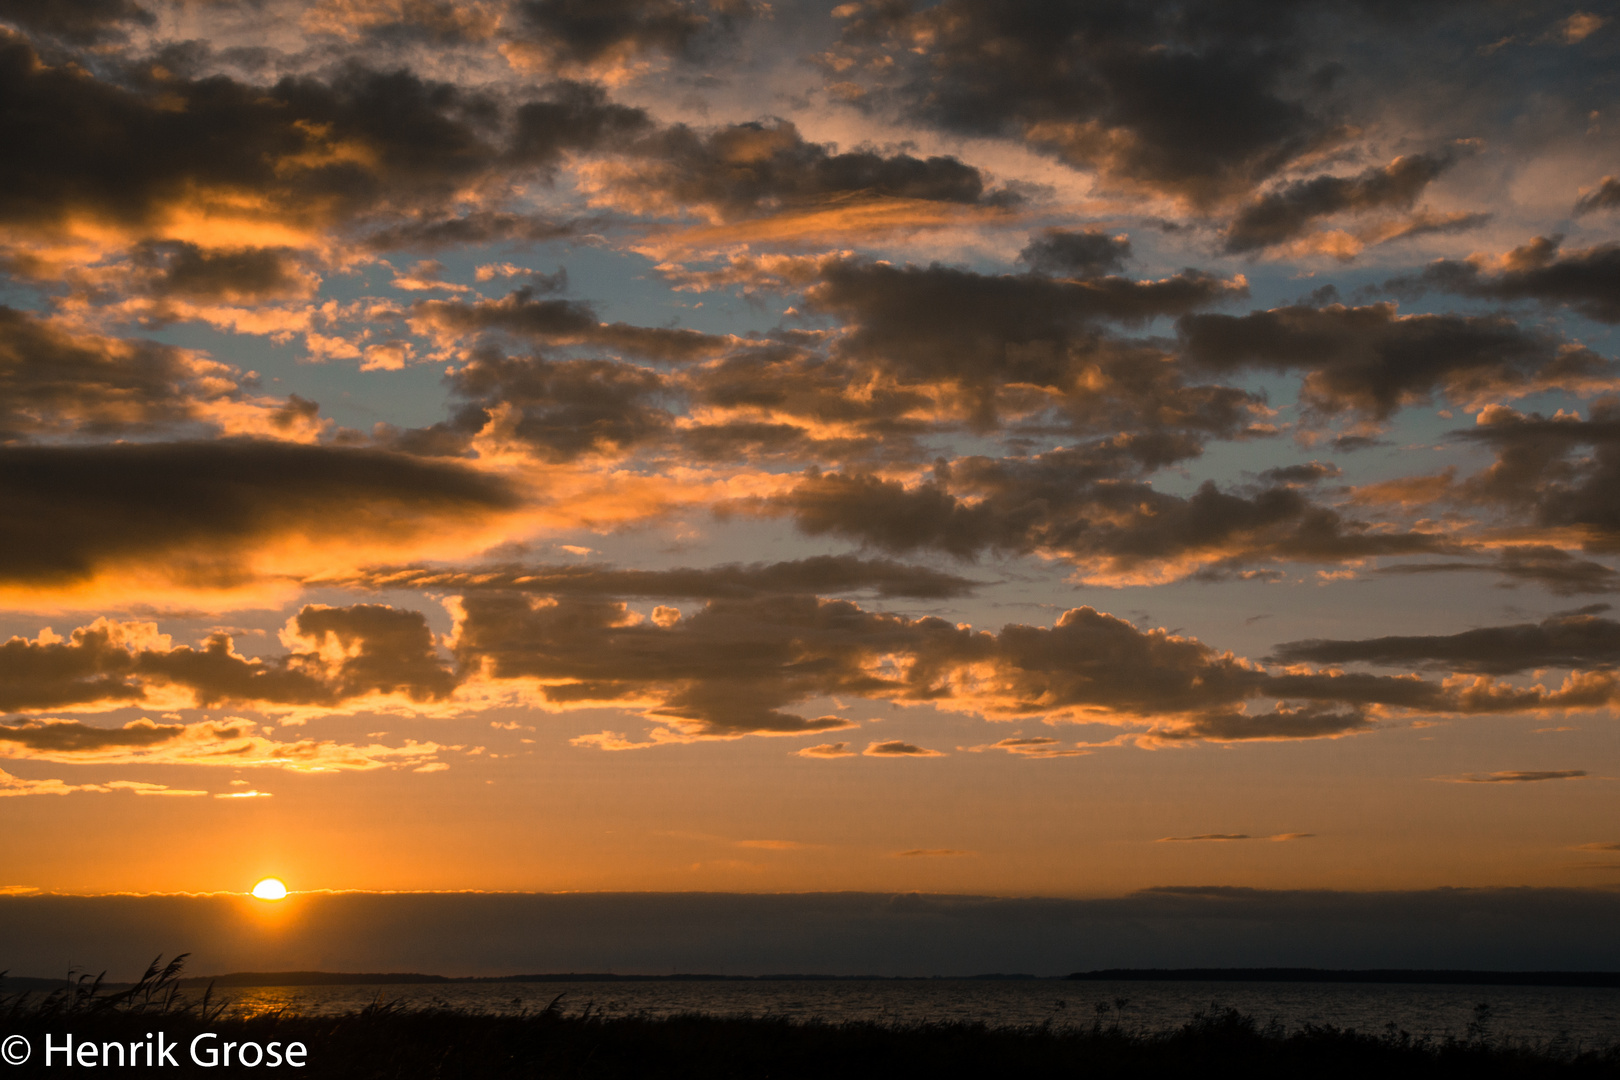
(1440, 770, 1588, 783)
(822, 0, 1339, 206)
(1445, 403, 1620, 549)
(0, 440, 518, 591)
(133, 242, 317, 302)
(14, 588, 1610, 744)
(765, 449, 1449, 584)
(0, 36, 649, 246)
(361, 211, 584, 252)
(863, 739, 943, 757)
(335, 554, 980, 600)
(0, 0, 153, 43)
(1574, 841, 1620, 852)
(0, 716, 447, 772)
(0, 604, 455, 714)
(586, 119, 1009, 223)
(1178, 302, 1614, 421)
(1396, 236, 1620, 324)
(506, 0, 758, 75)
(1273, 611, 1620, 675)
(8, 887, 1620, 977)
(892, 849, 972, 857)
(0, 307, 259, 441)
(453, 593, 1616, 741)
(297, 0, 504, 47)
(1574, 177, 1620, 216)
(792, 257, 1256, 436)
(961, 737, 1089, 758)
(1156, 833, 1313, 842)
(1018, 229, 1132, 278)
(795, 742, 855, 758)
(0, 767, 205, 798)
(437, 351, 675, 461)
(455, 591, 897, 736)
(1224, 151, 1464, 253)
(1258, 462, 1342, 486)
(1374, 546, 1620, 596)
(410, 290, 739, 361)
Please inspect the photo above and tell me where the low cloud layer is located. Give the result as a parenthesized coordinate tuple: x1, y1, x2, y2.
(4, 888, 1618, 978)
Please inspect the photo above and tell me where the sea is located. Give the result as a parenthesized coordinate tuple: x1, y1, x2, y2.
(214, 978, 1620, 1048)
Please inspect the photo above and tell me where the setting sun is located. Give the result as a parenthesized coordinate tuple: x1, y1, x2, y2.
(251, 878, 288, 901)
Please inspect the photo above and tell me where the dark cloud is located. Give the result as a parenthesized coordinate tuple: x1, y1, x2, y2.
(454, 592, 914, 735)
(1257, 461, 1341, 486)
(806, 257, 1253, 432)
(1374, 211, 1494, 245)
(0, 622, 147, 713)
(863, 740, 942, 756)
(1375, 546, 1620, 596)
(511, 0, 756, 68)
(0, 440, 518, 586)
(1018, 228, 1132, 278)
(411, 289, 736, 361)
(0, 0, 152, 43)
(0, 306, 244, 441)
(1178, 302, 1612, 420)
(6, 886, 1620, 978)
(361, 211, 583, 252)
(766, 448, 1448, 581)
(825, 0, 1339, 206)
(0, 37, 647, 234)
(1574, 177, 1620, 215)
(0, 717, 201, 752)
(454, 593, 1586, 741)
(1450, 403, 1620, 551)
(132, 241, 311, 301)
(506, 79, 654, 168)
(275, 604, 457, 703)
(1445, 770, 1587, 784)
(341, 554, 979, 600)
(605, 119, 1005, 219)
(1224, 151, 1461, 253)
(1397, 236, 1620, 324)
(0, 604, 453, 714)
(305, 0, 501, 47)
(1156, 832, 1313, 841)
(680, 347, 938, 462)
(1272, 610, 1620, 675)
(443, 351, 673, 461)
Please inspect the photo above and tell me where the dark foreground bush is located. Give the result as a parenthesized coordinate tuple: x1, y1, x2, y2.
(5, 959, 1618, 1078)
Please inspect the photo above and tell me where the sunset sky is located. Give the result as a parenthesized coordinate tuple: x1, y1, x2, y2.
(2, 0, 1618, 929)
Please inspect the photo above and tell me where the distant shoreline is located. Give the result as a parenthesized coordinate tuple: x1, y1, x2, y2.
(1064, 969, 1620, 988)
(5, 969, 1619, 991)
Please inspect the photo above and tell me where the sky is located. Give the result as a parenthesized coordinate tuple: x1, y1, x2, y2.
(1, 0, 1619, 972)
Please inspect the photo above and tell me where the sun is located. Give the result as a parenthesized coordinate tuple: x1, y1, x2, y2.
(250, 877, 288, 901)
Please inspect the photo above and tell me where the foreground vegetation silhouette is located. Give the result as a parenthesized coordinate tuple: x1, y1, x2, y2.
(4, 957, 1617, 1078)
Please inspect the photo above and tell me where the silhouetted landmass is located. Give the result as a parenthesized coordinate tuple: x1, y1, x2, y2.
(1066, 969, 1620, 988)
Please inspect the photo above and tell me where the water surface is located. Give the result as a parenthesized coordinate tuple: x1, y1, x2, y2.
(218, 978, 1620, 1047)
